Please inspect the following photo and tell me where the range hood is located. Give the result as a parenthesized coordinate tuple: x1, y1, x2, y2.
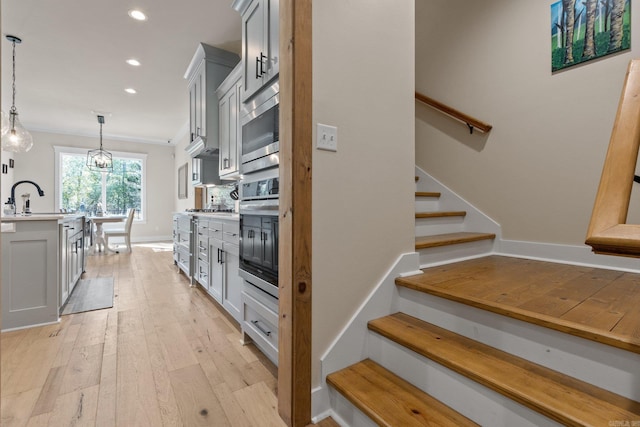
(185, 136, 219, 159)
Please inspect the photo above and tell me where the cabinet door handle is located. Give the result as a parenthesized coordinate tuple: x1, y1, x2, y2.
(251, 320, 272, 337)
(196, 127, 200, 137)
(191, 132, 195, 142)
(193, 173, 198, 181)
(256, 56, 262, 78)
(223, 158, 229, 169)
(260, 52, 267, 76)
(217, 248, 221, 264)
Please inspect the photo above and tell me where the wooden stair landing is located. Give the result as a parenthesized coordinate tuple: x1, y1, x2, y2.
(327, 359, 478, 427)
(368, 313, 640, 426)
(396, 255, 640, 354)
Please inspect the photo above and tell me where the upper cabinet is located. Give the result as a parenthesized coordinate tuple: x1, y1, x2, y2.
(184, 44, 240, 160)
(232, 0, 279, 102)
(216, 63, 243, 180)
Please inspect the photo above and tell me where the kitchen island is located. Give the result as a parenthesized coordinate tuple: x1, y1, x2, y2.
(1, 214, 87, 330)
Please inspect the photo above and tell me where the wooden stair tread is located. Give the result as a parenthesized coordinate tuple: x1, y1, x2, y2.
(415, 191, 441, 198)
(369, 313, 640, 426)
(416, 211, 466, 219)
(327, 359, 479, 427)
(395, 255, 640, 354)
(415, 232, 495, 249)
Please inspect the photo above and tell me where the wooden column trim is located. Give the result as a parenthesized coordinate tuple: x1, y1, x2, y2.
(278, 0, 312, 426)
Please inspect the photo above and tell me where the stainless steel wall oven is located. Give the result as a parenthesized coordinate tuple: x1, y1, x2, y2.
(240, 81, 279, 174)
(238, 168, 279, 298)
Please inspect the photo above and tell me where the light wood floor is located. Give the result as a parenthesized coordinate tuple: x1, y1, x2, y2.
(1, 242, 285, 427)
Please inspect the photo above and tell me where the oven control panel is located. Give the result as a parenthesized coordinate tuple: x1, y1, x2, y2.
(241, 177, 279, 200)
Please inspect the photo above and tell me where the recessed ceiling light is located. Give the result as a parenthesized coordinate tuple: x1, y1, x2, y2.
(128, 9, 147, 21)
(126, 59, 141, 67)
(125, 88, 137, 94)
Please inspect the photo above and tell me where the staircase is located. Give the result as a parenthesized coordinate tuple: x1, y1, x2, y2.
(321, 171, 640, 426)
(413, 169, 498, 267)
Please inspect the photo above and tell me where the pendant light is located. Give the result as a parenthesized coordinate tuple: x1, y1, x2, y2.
(86, 115, 113, 172)
(1, 35, 33, 153)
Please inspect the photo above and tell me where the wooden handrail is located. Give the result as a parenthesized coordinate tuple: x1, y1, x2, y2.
(586, 60, 640, 257)
(415, 91, 493, 134)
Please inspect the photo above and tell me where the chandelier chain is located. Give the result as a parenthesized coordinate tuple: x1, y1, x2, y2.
(10, 38, 17, 115)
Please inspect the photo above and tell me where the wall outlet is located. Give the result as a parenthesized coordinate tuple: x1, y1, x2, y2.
(317, 123, 338, 152)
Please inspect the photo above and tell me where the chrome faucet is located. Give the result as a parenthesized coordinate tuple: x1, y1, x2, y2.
(9, 180, 45, 214)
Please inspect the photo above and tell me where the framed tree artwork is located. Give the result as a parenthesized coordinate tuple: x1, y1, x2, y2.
(552, 0, 631, 72)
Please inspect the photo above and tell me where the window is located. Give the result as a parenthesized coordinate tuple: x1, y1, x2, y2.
(54, 146, 147, 220)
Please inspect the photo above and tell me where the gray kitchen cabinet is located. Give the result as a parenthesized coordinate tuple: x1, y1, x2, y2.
(184, 44, 240, 163)
(217, 62, 243, 180)
(173, 213, 192, 278)
(194, 217, 210, 289)
(222, 242, 243, 322)
(2, 221, 58, 330)
(60, 217, 85, 306)
(209, 236, 224, 303)
(233, 0, 279, 102)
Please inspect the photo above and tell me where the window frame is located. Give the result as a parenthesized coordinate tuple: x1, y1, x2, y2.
(53, 145, 147, 222)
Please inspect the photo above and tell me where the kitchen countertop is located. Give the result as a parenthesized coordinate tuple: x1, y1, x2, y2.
(181, 212, 240, 220)
(1, 213, 85, 222)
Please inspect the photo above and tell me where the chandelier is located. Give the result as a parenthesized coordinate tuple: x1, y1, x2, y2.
(1, 35, 33, 153)
(86, 115, 113, 172)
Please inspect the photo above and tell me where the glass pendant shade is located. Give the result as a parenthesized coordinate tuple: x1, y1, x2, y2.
(86, 115, 113, 172)
(2, 35, 33, 153)
(1, 111, 33, 152)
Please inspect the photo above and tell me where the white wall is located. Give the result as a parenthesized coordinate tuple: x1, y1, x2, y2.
(173, 129, 198, 212)
(312, 0, 415, 385)
(416, 0, 640, 246)
(11, 130, 174, 241)
(0, 150, 15, 207)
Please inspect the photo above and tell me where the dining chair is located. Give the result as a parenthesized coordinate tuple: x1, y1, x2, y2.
(104, 208, 135, 253)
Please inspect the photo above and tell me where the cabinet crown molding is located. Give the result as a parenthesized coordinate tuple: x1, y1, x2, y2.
(184, 43, 240, 82)
(231, 0, 253, 14)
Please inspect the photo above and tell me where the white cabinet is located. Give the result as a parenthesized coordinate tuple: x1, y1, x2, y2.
(173, 213, 192, 278)
(217, 63, 243, 179)
(209, 235, 224, 302)
(191, 216, 243, 323)
(184, 44, 239, 161)
(233, 0, 279, 101)
(194, 218, 210, 289)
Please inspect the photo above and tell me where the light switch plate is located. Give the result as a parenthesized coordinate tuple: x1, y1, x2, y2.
(317, 123, 338, 152)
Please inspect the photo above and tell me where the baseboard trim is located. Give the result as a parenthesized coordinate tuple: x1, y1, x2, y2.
(497, 239, 640, 273)
(313, 252, 420, 420)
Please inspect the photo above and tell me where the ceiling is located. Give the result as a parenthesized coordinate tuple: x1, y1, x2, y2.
(1, 0, 242, 145)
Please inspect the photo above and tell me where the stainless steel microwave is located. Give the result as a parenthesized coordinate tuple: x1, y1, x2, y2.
(240, 81, 279, 174)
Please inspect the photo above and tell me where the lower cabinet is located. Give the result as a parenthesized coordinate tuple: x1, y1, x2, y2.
(60, 216, 85, 308)
(242, 283, 279, 365)
(191, 215, 242, 324)
(222, 243, 243, 321)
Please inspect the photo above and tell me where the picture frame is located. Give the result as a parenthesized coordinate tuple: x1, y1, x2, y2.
(178, 162, 188, 199)
(552, 0, 631, 72)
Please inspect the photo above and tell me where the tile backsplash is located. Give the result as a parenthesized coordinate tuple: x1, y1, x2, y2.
(206, 183, 238, 211)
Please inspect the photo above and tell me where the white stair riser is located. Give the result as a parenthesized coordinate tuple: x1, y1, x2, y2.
(417, 239, 494, 267)
(414, 199, 440, 211)
(328, 389, 378, 427)
(395, 287, 640, 401)
(367, 333, 561, 427)
(415, 216, 465, 236)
